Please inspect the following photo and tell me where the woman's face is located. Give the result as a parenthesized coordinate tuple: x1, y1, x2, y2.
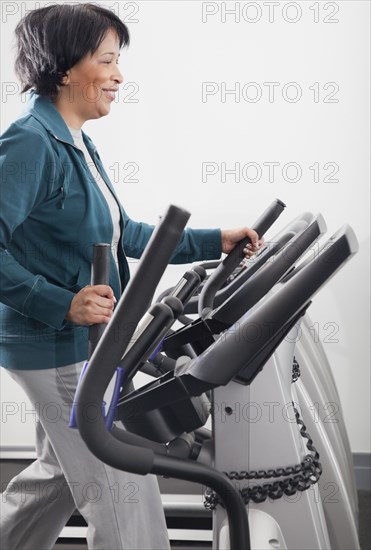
(59, 29, 124, 126)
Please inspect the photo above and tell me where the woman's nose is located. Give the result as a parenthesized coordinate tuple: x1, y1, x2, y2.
(112, 65, 124, 84)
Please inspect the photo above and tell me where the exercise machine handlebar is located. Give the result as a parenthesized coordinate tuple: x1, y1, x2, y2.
(76, 205, 190, 472)
(88, 243, 111, 358)
(198, 198, 286, 318)
(69, 243, 115, 429)
(160, 212, 312, 316)
(75, 204, 250, 550)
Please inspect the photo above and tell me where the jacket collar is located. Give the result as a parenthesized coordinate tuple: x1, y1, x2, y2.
(23, 90, 96, 154)
(24, 90, 75, 145)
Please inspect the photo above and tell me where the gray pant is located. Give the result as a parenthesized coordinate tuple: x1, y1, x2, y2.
(0, 363, 170, 550)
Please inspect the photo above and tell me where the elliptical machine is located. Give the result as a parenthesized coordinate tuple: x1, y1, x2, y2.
(154, 208, 359, 539)
(117, 210, 358, 549)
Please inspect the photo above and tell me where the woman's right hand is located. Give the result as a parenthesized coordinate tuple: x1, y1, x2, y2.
(65, 285, 116, 325)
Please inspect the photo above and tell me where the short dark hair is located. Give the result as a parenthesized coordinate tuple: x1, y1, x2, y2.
(14, 3, 130, 99)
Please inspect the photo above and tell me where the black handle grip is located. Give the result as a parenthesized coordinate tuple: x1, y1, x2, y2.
(198, 198, 286, 318)
(183, 215, 310, 315)
(117, 297, 183, 382)
(169, 266, 207, 304)
(88, 243, 111, 358)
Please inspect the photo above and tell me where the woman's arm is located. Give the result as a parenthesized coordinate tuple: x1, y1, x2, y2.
(0, 124, 75, 329)
(122, 212, 260, 264)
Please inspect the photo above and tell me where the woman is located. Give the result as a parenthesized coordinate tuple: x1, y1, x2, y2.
(0, 4, 260, 549)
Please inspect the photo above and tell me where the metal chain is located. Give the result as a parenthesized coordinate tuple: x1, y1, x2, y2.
(292, 356, 301, 383)
(204, 359, 321, 510)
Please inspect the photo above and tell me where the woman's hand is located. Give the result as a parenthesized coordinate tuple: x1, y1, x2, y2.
(221, 227, 263, 258)
(65, 285, 116, 325)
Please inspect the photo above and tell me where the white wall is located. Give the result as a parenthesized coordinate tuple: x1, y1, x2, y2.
(0, 1, 370, 453)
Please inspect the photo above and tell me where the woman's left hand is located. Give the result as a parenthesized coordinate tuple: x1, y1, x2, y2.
(221, 227, 263, 258)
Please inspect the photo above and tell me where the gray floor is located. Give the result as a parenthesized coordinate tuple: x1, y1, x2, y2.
(52, 490, 371, 550)
(358, 490, 371, 550)
(53, 545, 210, 550)
(53, 543, 211, 550)
(2, 461, 370, 549)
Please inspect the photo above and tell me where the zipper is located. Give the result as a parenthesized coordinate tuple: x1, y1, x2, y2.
(91, 149, 124, 294)
(52, 133, 80, 210)
(52, 133, 82, 151)
(59, 185, 65, 209)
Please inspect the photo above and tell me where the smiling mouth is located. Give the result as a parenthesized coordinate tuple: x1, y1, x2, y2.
(102, 89, 117, 101)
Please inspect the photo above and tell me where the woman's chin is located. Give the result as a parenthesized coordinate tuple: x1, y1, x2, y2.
(97, 103, 112, 118)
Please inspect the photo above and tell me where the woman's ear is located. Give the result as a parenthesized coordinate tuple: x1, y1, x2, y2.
(61, 70, 71, 85)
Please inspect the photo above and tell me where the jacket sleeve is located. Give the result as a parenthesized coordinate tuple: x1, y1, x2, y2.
(0, 123, 75, 330)
(122, 209, 222, 263)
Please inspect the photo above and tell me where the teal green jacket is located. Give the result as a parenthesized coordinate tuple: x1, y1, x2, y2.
(0, 92, 222, 370)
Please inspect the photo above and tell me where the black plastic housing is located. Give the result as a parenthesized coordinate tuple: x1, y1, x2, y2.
(88, 243, 111, 358)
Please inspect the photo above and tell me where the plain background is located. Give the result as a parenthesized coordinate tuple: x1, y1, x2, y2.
(0, 1, 370, 455)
